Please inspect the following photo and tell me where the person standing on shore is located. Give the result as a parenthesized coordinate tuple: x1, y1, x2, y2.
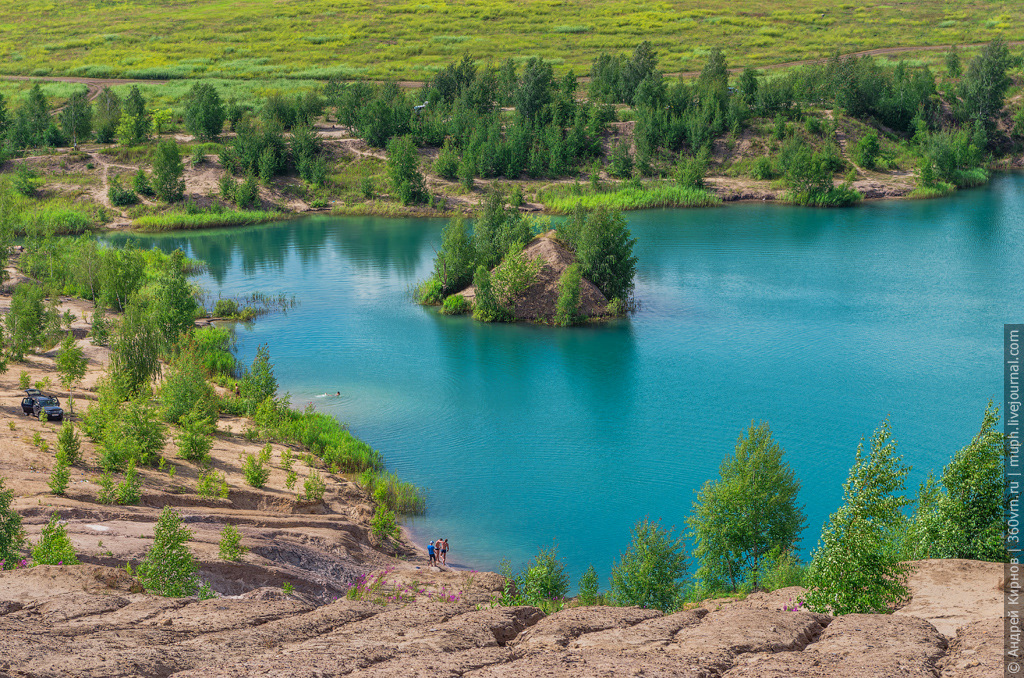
(442, 538, 449, 566)
(427, 540, 436, 566)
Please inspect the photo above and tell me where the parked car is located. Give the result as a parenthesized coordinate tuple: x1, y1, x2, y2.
(21, 392, 63, 421)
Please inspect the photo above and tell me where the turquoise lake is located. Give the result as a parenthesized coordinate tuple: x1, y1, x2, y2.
(121, 173, 1024, 585)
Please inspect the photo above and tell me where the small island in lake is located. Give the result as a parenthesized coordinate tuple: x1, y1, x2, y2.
(417, 192, 637, 326)
(455, 231, 611, 321)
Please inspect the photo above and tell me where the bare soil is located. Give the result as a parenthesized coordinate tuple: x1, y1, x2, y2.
(0, 559, 1004, 677)
(457, 232, 609, 321)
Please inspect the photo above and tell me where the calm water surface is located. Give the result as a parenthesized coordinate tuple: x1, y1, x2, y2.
(119, 174, 1024, 583)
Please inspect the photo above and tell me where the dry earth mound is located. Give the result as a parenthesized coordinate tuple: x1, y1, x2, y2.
(458, 233, 608, 321)
(0, 560, 1006, 678)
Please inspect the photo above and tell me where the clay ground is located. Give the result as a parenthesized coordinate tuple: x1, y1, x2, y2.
(0, 560, 1004, 677)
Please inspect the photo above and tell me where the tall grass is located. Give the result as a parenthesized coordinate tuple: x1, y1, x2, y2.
(542, 185, 721, 214)
(950, 167, 990, 188)
(133, 210, 284, 232)
(0, 177, 104, 234)
(359, 470, 427, 516)
(782, 185, 863, 207)
(907, 181, 956, 199)
(0, 0, 1013, 81)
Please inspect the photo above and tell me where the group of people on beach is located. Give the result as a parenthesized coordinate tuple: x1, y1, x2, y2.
(427, 539, 449, 566)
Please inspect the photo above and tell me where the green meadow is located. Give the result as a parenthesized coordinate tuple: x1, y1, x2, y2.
(0, 0, 1019, 81)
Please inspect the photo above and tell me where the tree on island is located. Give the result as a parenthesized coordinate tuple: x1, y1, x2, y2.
(688, 422, 805, 592)
(556, 204, 637, 304)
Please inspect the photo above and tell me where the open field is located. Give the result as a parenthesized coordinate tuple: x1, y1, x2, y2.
(0, 0, 1021, 81)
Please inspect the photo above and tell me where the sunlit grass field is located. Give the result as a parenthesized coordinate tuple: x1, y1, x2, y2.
(0, 0, 1019, 81)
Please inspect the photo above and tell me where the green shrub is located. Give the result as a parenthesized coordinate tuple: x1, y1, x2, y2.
(57, 421, 81, 465)
(175, 406, 215, 464)
(235, 175, 259, 209)
(96, 396, 167, 472)
(759, 548, 807, 591)
(152, 139, 186, 203)
(19, 371, 30, 389)
(440, 294, 470, 315)
(553, 263, 582, 326)
(674, 150, 708, 189)
(258, 443, 272, 465)
(218, 524, 247, 561)
(371, 504, 400, 543)
(416, 277, 445, 305)
(192, 327, 236, 377)
(97, 470, 116, 504)
(218, 173, 236, 201)
(197, 469, 229, 498)
(161, 354, 217, 425)
(239, 345, 277, 411)
(358, 470, 426, 515)
(137, 506, 201, 597)
(108, 176, 138, 207)
(608, 138, 633, 178)
(501, 543, 570, 606)
(213, 298, 239, 317)
(856, 131, 880, 169)
(605, 297, 625, 317)
(577, 564, 600, 605)
(116, 459, 143, 505)
(300, 469, 326, 501)
(510, 184, 525, 207)
(13, 164, 40, 197)
(133, 169, 155, 197)
(687, 422, 805, 592)
(751, 156, 775, 180)
(31, 513, 78, 566)
(242, 454, 270, 488)
(48, 451, 70, 495)
(280, 448, 294, 471)
(0, 478, 24, 567)
(386, 135, 426, 204)
(433, 138, 459, 180)
(610, 518, 688, 612)
(285, 470, 297, 489)
(360, 174, 374, 199)
(905, 402, 1006, 562)
(90, 306, 110, 346)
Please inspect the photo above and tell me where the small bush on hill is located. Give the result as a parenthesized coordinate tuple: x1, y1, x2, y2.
(32, 513, 78, 565)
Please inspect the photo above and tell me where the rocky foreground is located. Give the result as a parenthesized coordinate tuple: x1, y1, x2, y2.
(0, 558, 1003, 677)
